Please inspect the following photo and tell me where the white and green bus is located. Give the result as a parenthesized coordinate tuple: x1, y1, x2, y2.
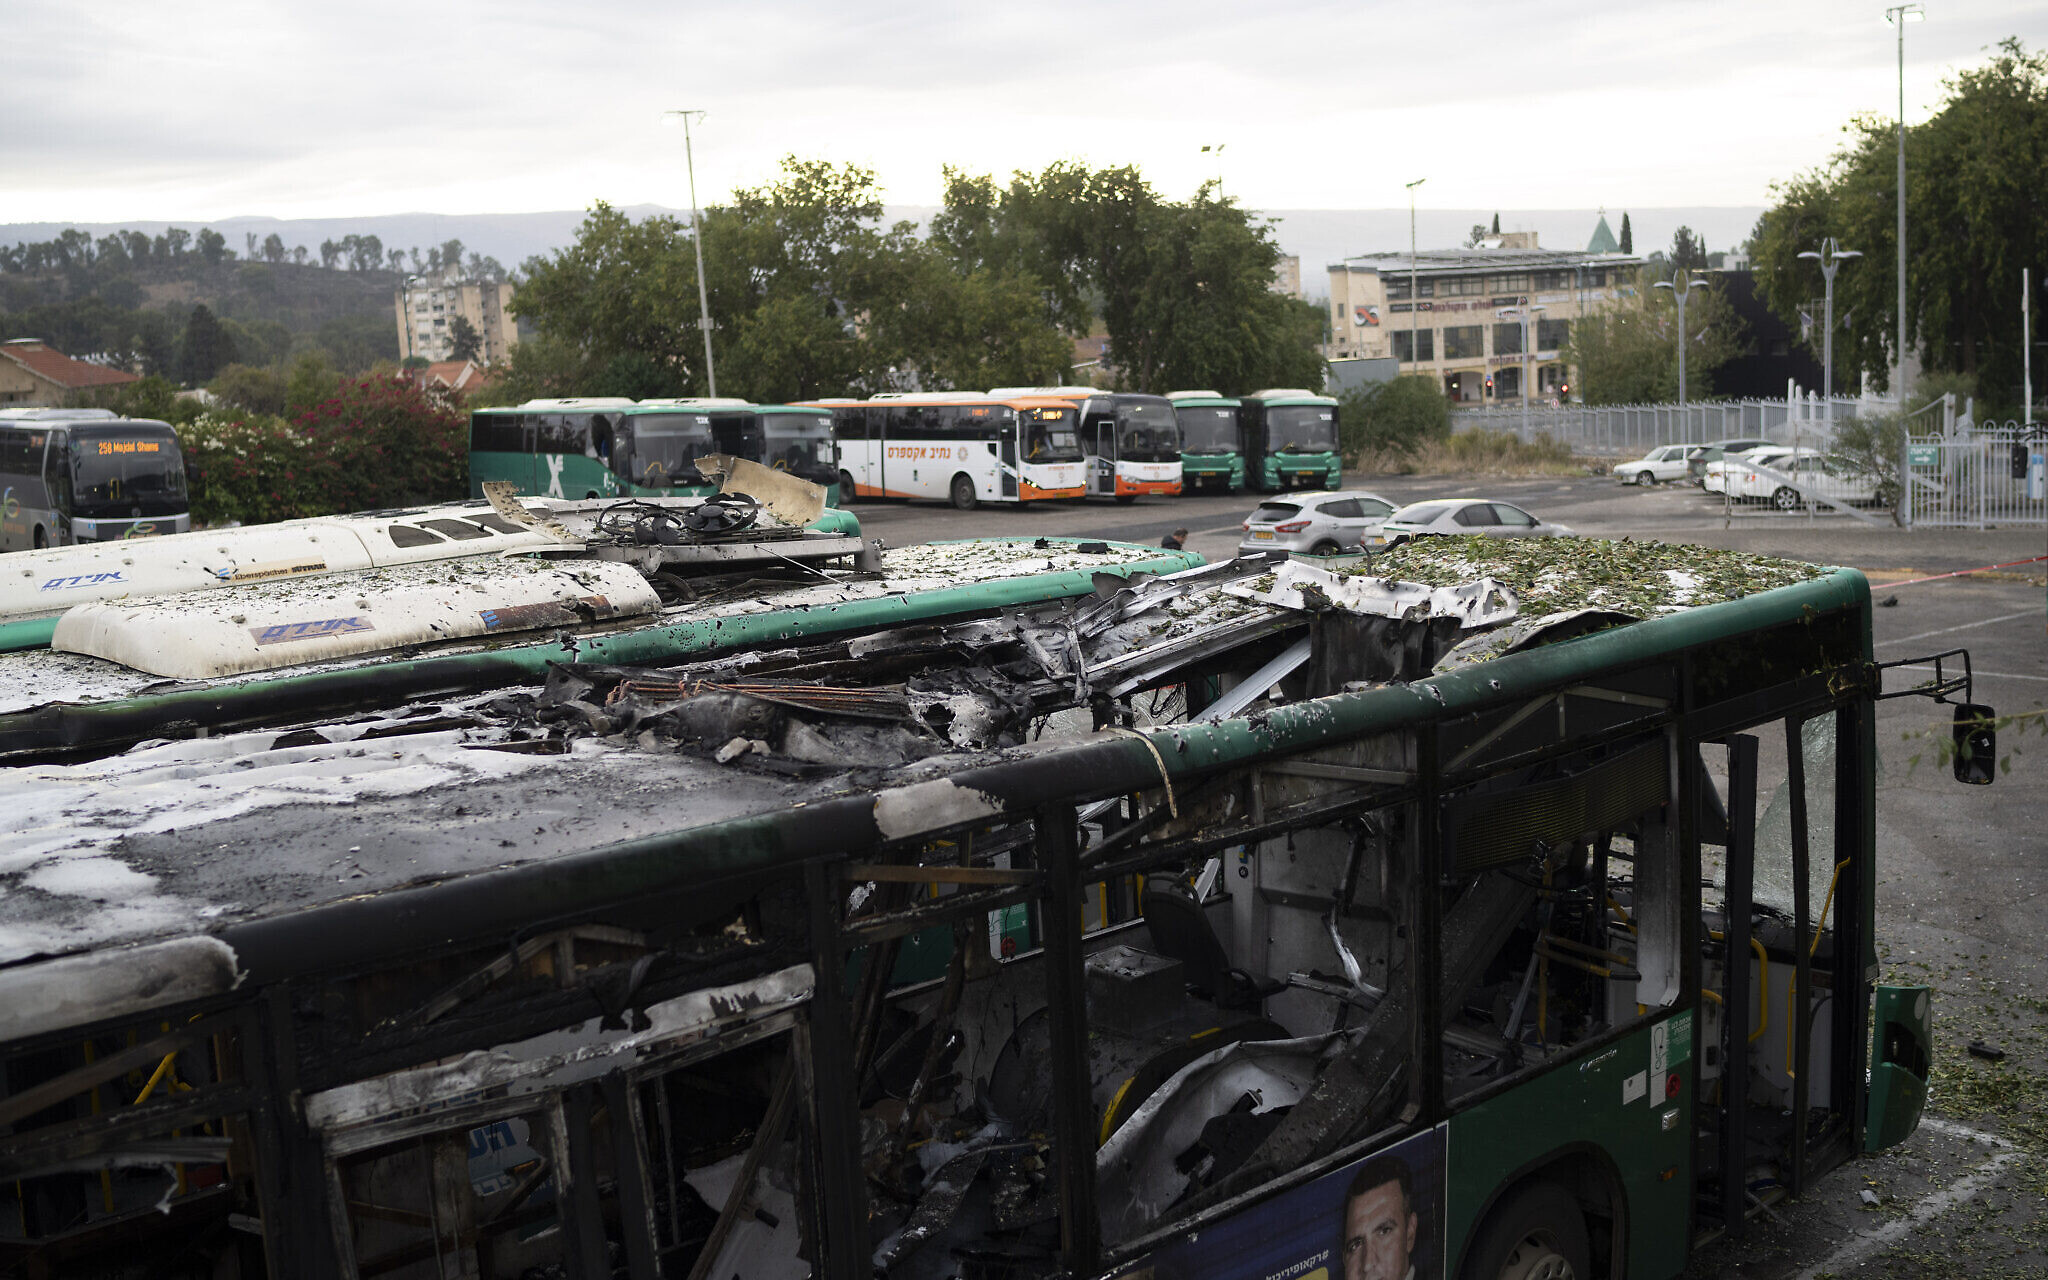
(470, 398, 843, 507)
(1242, 388, 1343, 492)
(0, 408, 191, 549)
(1166, 391, 1247, 493)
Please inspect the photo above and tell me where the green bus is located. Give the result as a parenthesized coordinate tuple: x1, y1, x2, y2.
(469, 397, 843, 507)
(0, 538, 1983, 1280)
(1243, 388, 1343, 492)
(1166, 391, 1246, 493)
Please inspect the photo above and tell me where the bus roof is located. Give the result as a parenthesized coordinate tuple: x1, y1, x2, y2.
(1166, 391, 1240, 406)
(1245, 388, 1337, 405)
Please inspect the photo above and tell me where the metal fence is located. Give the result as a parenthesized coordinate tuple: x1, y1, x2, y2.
(1449, 397, 1876, 456)
(1905, 420, 2048, 529)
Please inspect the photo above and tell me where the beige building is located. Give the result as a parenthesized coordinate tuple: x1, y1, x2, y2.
(1326, 230, 1639, 403)
(0, 338, 140, 407)
(1271, 254, 1301, 299)
(394, 271, 520, 364)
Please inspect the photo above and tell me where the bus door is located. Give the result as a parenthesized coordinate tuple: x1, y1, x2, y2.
(467, 412, 535, 499)
(42, 430, 72, 545)
(866, 406, 888, 497)
(1085, 401, 1118, 497)
(997, 415, 1019, 500)
(711, 412, 766, 470)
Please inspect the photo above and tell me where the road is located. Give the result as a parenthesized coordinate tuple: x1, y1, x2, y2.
(848, 474, 2048, 1278)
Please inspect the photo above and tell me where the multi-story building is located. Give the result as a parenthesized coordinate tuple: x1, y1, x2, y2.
(1271, 254, 1301, 299)
(394, 271, 520, 364)
(1325, 228, 1639, 403)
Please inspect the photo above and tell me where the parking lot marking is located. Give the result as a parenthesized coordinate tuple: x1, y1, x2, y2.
(1793, 1118, 2024, 1280)
(1876, 609, 2041, 648)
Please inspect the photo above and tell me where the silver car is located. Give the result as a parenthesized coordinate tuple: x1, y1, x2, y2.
(1372, 498, 1574, 544)
(1238, 489, 1396, 556)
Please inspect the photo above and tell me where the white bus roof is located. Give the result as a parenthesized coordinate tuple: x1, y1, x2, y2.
(634, 397, 752, 409)
(1247, 388, 1327, 400)
(987, 386, 1101, 399)
(0, 407, 121, 420)
(511, 397, 640, 409)
(1164, 390, 1226, 400)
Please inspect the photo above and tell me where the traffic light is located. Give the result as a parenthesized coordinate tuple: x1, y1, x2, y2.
(1559, 382, 1570, 401)
(2013, 443, 2029, 479)
(1484, 375, 1494, 397)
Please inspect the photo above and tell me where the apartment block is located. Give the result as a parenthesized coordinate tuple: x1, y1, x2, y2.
(394, 272, 520, 364)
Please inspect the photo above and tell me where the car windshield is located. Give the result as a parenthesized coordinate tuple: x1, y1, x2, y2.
(620, 413, 714, 487)
(1117, 403, 1180, 461)
(1247, 503, 1301, 524)
(1264, 405, 1339, 453)
(1175, 406, 1239, 453)
(1387, 500, 1458, 525)
(1021, 407, 1084, 461)
(69, 429, 187, 515)
(761, 413, 838, 484)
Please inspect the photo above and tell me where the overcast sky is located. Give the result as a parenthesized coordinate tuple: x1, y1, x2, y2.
(6, 1, 2038, 225)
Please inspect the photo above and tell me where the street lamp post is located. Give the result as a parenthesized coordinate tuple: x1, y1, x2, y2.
(664, 108, 718, 398)
(1406, 178, 1426, 379)
(1495, 304, 1546, 439)
(1885, 4, 1923, 412)
(1798, 239, 1863, 427)
(1654, 273, 1709, 416)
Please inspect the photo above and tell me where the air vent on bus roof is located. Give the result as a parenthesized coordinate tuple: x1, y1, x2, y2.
(637, 397, 751, 408)
(1164, 390, 1224, 400)
(988, 386, 1098, 398)
(517, 397, 640, 409)
(1249, 389, 1319, 399)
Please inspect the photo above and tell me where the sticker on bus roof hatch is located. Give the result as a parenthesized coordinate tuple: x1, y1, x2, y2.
(250, 616, 376, 646)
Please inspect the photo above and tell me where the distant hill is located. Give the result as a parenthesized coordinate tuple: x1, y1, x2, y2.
(1, 205, 1765, 300)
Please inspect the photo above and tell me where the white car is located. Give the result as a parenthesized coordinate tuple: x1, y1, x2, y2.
(1615, 444, 1701, 486)
(1726, 452, 1880, 509)
(1373, 498, 1574, 544)
(1703, 445, 1800, 495)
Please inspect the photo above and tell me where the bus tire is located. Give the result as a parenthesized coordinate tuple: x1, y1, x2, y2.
(1459, 1180, 1590, 1280)
(1114, 494, 1138, 505)
(839, 471, 858, 503)
(949, 473, 978, 511)
(1772, 486, 1801, 511)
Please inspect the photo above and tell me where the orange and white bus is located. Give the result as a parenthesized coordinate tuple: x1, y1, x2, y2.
(815, 392, 1088, 509)
(991, 387, 1183, 502)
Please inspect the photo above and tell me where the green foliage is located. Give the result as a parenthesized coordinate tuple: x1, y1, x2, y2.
(179, 304, 235, 385)
(447, 314, 482, 363)
(208, 364, 290, 417)
(177, 374, 467, 526)
(1752, 39, 2046, 408)
(285, 351, 342, 418)
(1670, 226, 1707, 271)
(1827, 412, 1907, 509)
(1336, 375, 1450, 461)
(78, 375, 204, 426)
(1565, 269, 1747, 403)
(1619, 213, 1632, 254)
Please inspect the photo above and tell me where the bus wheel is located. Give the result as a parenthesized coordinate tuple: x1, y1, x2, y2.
(1460, 1181, 1590, 1280)
(1114, 494, 1137, 505)
(950, 474, 978, 511)
(839, 471, 858, 503)
(33, 527, 47, 550)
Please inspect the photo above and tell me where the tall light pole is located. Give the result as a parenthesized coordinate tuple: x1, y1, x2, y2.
(1406, 178, 1427, 379)
(1201, 143, 1226, 195)
(1885, 4, 1922, 412)
(665, 109, 718, 398)
(1654, 273, 1709, 408)
(1798, 239, 1862, 427)
(1496, 304, 1545, 438)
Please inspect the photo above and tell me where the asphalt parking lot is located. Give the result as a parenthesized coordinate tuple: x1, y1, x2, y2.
(847, 474, 2048, 1278)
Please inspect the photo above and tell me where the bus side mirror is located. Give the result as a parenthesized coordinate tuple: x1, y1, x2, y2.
(1952, 703, 1996, 785)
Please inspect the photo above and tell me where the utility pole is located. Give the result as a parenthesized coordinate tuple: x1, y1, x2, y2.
(1798, 239, 1861, 428)
(1886, 4, 1922, 413)
(1496, 304, 1546, 439)
(1407, 178, 1427, 379)
(666, 109, 718, 398)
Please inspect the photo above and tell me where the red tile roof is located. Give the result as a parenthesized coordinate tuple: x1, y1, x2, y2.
(1, 339, 139, 389)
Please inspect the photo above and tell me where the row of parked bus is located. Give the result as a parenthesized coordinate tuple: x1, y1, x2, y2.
(466, 387, 1344, 511)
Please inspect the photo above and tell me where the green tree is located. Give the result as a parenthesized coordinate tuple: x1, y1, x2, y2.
(262, 233, 286, 264)
(447, 314, 482, 362)
(179, 303, 236, 384)
(1565, 269, 1746, 403)
(1619, 213, 1633, 254)
(209, 363, 291, 417)
(196, 228, 229, 265)
(285, 350, 342, 417)
(1336, 374, 1450, 461)
(1751, 38, 2046, 408)
(1491, 212, 1501, 235)
(511, 201, 705, 393)
(1670, 226, 1707, 271)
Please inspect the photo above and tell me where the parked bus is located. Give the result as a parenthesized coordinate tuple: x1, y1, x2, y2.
(1166, 390, 1246, 493)
(469, 399, 842, 506)
(1242, 388, 1343, 492)
(815, 392, 1088, 509)
(992, 387, 1183, 501)
(0, 534, 1983, 1280)
(0, 409, 190, 549)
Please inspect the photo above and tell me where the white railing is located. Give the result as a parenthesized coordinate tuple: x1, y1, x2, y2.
(1905, 421, 2048, 528)
(1450, 395, 1879, 456)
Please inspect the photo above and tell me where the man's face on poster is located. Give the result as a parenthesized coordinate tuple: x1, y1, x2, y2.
(1341, 1178, 1417, 1280)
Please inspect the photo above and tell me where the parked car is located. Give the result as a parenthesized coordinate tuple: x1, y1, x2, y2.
(1727, 451, 1881, 509)
(1695, 444, 1794, 493)
(1372, 498, 1574, 544)
(1687, 437, 1777, 485)
(1615, 444, 1702, 486)
(1237, 489, 1396, 555)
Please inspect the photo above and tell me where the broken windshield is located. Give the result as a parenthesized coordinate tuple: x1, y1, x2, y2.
(1265, 405, 1339, 453)
(619, 413, 714, 487)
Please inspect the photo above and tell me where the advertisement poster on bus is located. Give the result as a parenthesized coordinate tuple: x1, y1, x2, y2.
(1114, 1126, 1444, 1280)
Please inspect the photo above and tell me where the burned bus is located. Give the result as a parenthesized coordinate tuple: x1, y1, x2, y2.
(0, 532, 1993, 1280)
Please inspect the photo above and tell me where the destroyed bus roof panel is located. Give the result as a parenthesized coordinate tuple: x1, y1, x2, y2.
(0, 563, 1870, 988)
